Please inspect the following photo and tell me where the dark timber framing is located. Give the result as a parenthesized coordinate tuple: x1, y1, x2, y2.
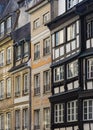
(47, 0, 93, 130)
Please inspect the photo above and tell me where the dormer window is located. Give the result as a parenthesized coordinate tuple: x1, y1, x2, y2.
(6, 17, 12, 33)
(67, 0, 79, 10)
(24, 42, 29, 56)
(0, 22, 4, 38)
(16, 45, 21, 60)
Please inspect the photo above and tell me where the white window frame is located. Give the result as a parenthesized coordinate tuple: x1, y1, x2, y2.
(23, 108, 28, 129)
(16, 45, 21, 60)
(34, 18, 40, 29)
(34, 43, 40, 60)
(34, 74, 40, 95)
(67, 100, 78, 122)
(6, 78, 11, 98)
(34, 109, 40, 129)
(23, 73, 29, 94)
(44, 107, 50, 129)
(0, 51, 4, 66)
(15, 76, 20, 96)
(67, 23, 76, 41)
(67, 0, 79, 10)
(43, 37, 50, 56)
(0, 80, 4, 99)
(87, 58, 93, 79)
(0, 114, 4, 130)
(7, 47, 11, 64)
(24, 42, 29, 56)
(55, 29, 64, 46)
(6, 17, 12, 33)
(83, 99, 93, 120)
(67, 60, 78, 79)
(54, 104, 64, 123)
(6, 112, 11, 130)
(0, 22, 4, 38)
(15, 110, 20, 129)
(43, 70, 50, 93)
(43, 12, 50, 23)
(54, 66, 64, 82)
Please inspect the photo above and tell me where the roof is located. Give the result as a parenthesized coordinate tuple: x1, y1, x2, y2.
(0, 0, 18, 20)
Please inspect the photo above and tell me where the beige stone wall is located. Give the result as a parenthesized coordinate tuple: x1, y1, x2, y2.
(0, 37, 14, 129)
(29, 2, 51, 130)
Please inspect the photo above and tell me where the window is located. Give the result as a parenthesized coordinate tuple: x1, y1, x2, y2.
(67, 100, 78, 122)
(0, 22, 4, 38)
(43, 37, 50, 56)
(23, 73, 29, 94)
(55, 29, 64, 46)
(0, 114, 4, 130)
(52, 21, 79, 60)
(67, 23, 75, 41)
(34, 18, 40, 29)
(6, 17, 12, 33)
(87, 58, 93, 79)
(67, 60, 78, 79)
(54, 104, 64, 123)
(0, 80, 4, 100)
(24, 42, 29, 56)
(54, 66, 64, 82)
(6, 78, 11, 98)
(16, 45, 21, 60)
(0, 51, 4, 66)
(34, 110, 40, 129)
(34, 43, 40, 60)
(67, 0, 79, 10)
(43, 12, 50, 23)
(6, 112, 11, 130)
(34, 74, 40, 95)
(44, 108, 50, 129)
(43, 70, 50, 93)
(15, 110, 20, 130)
(83, 100, 93, 120)
(23, 108, 28, 129)
(15, 76, 20, 97)
(6, 47, 11, 64)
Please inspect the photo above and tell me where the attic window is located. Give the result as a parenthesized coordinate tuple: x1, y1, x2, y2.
(0, 22, 4, 38)
(6, 17, 12, 33)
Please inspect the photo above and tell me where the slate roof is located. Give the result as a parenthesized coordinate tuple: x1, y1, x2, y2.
(0, 0, 19, 20)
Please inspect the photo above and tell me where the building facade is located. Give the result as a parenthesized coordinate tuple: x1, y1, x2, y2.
(27, 0, 51, 130)
(47, 0, 93, 130)
(10, 0, 31, 130)
(0, 0, 18, 130)
(0, 0, 31, 130)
